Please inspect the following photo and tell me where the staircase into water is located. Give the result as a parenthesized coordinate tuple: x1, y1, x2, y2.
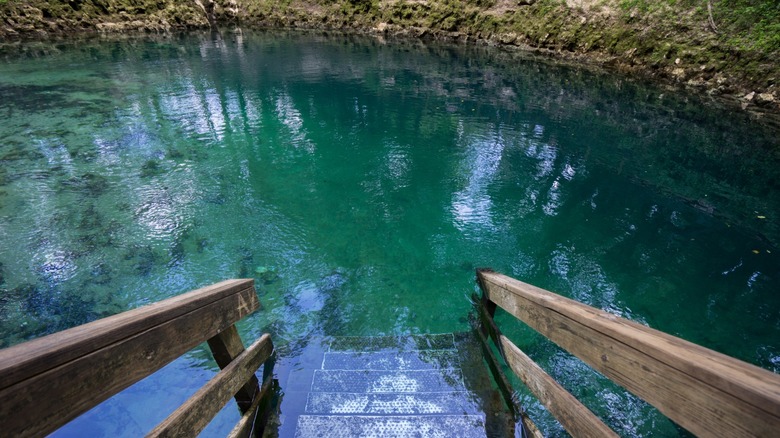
(5, 275, 779, 437)
(278, 333, 515, 437)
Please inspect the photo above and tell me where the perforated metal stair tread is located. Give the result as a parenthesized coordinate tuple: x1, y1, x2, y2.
(294, 414, 487, 438)
(327, 333, 456, 352)
(323, 349, 461, 371)
(306, 391, 482, 414)
(289, 333, 511, 437)
(312, 369, 466, 393)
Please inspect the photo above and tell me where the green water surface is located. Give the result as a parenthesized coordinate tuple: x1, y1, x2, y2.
(1, 30, 779, 436)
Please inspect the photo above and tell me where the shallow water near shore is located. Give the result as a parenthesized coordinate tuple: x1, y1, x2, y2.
(1, 30, 779, 436)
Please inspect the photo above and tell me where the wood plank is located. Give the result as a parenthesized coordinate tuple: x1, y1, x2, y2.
(473, 324, 543, 438)
(477, 270, 780, 437)
(476, 294, 505, 357)
(474, 323, 516, 416)
(475, 293, 584, 438)
(226, 377, 274, 438)
(0, 281, 259, 437)
(148, 334, 274, 438)
(520, 408, 544, 438)
(207, 324, 261, 413)
(0, 279, 256, 390)
(499, 335, 618, 438)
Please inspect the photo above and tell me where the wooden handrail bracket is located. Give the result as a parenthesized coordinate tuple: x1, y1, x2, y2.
(0, 279, 267, 437)
(477, 269, 780, 437)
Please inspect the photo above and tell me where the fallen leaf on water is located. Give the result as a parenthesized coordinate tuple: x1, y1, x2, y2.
(757, 215, 766, 219)
(752, 250, 760, 254)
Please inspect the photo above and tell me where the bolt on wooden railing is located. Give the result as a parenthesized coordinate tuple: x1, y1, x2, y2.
(0, 279, 276, 437)
(475, 268, 780, 437)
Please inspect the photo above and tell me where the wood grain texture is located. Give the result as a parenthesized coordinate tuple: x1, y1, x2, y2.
(500, 335, 618, 438)
(0, 279, 256, 390)
(0, 279, 259, 437)
(148, 334, 273, 438)
(474, 320, 543, 438)
(207, 324, 261, 413)
(226, 377, 275, 438)
(477, 270, 780, 437)
(477, 295, 584, 438)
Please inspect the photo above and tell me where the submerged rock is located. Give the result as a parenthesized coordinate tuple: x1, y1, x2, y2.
(255, 266, 279, 284)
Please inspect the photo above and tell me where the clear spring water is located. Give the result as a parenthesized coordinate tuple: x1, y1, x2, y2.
(1, 30, 778, 436)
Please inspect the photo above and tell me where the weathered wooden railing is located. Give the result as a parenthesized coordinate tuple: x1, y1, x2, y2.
(475, 269, 780, 437)
(0, 278, 276, 437)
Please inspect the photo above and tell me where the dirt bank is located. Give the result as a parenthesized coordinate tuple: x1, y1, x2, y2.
(0, 0, 208, 36)
(1, 0, 778, 118)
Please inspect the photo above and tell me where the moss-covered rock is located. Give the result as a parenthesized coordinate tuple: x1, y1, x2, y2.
(0, 0, 207, 37)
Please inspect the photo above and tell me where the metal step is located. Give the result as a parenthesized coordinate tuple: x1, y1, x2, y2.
(285, 333, 511, 437)
(322, 349, 461, 371)
(327, 334, 456, 352)
(305, 391, 482, 415)
(294, 414, 487, 438)
(311, 369, 466, 393)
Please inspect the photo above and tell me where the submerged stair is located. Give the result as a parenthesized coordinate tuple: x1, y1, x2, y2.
(282, 333, 513, 437)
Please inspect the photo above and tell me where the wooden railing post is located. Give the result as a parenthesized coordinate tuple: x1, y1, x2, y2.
(472, 279, 543, 438)
(471, 294, 518, 413)
(255, 348, 278, 436)
(476, 269, 498, 336)
(206, 322, 279, 438)
(207, 324, 260, 413)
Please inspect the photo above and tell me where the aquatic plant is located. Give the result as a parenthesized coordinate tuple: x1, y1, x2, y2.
(124, 244, 163, 277)
(60, 172, 109, 197)
(140, 159, 163, 178)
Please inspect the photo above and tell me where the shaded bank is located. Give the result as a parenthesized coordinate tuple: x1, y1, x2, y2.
(0, 0, 778, 117)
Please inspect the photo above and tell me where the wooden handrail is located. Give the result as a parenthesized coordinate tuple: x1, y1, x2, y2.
(472, 312, 544, 438)
(0, 279, 275, 437)
(476, 269, 780, 437)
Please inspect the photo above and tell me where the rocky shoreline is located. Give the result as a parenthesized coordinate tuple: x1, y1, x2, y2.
(0, 0, 778, 120)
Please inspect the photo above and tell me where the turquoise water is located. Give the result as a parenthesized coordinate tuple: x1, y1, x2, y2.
(1, 30, 779, 436)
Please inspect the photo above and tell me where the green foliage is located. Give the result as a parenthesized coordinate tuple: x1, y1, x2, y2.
(718, 0, 780, 51)
(465, 0, 495, 8)
(387, 1, 427, 23)
(617, 0, 780, 52)
(346, 0, 377, 14)
(618, 0, 697, 12)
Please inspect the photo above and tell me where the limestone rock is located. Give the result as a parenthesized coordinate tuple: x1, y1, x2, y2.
(757, 93, 775, 103)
